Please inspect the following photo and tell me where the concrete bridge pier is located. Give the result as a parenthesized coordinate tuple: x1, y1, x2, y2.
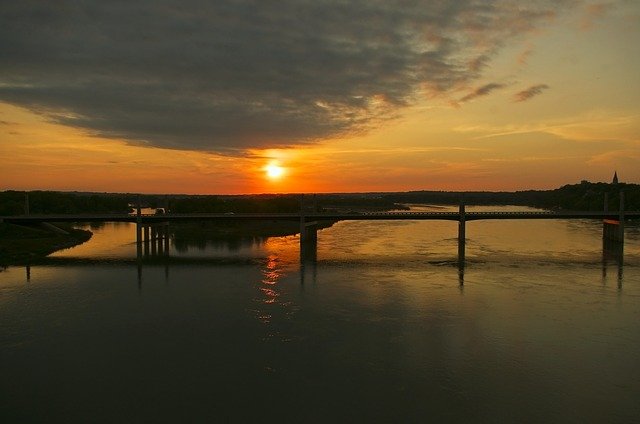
(134, 201, 170, 288)
(136, 198, 170, 259)
(619, 191, 625, 241)
(602, 237, 623, 288)
(157, 223, 170, 256)
(299, 218, 318, 243)
(137, 222, 170, 259)
(143, 225, 151, 256)
(158, 225, 165, 253)
(150, 226, 157, 256)
(458, 199, 466, 266)
(602, 191, 624, 243)
(299, 215, 318, 262)
(136, 202, 143, 259)
(603, 220, 623, 242)
(300, 240, 318, 264)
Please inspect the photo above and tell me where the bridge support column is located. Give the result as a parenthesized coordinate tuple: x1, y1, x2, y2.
(603, 191, 624, 243)
(163, 223, 170, 255)
(619, 191, 625, 242)
(142, 223, 170, 258)
(136, 201, 143, 259)
(458, 198, 466, 266)
(300, 218, 318, 242)
(158, 223, 167, 255)
(300, 239, 318, 263)
(156, 225, 163, 253)
(151, 226, 157, 256)
(602, 236, 624, 288)
(299, 215, 318, 262)
(143, 225, 150, 257)
(155, 223, 169, 256)
(602, 220, 621, 241)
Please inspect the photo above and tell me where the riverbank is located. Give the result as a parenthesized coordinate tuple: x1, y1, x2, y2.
(0, 223, 92, 265)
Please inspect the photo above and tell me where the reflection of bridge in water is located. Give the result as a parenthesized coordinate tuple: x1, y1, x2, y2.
(18, 239, 627, 291)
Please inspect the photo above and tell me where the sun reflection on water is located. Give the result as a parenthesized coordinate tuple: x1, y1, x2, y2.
(248, 252, 285, 326)
(259, 254, 281, 307)
(248, 247, 302, 348)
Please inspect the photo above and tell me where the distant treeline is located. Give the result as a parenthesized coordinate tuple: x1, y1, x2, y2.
(382, 181, 640, 211)
(166, 195, 300, 213)
(0, 191, 130, 215)
(164, 194, 401, 213)
(1, 181, 638, 215)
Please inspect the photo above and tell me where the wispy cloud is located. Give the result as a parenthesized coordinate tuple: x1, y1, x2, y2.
(580, 2, 614, 30)
(312, 146, 489, 155)
(513, 84, 550, 102)
(457, 83, 507, 105)
(0, 1, 573, 153)
(587, 146, 640, 165)
(517, 45, 534, 66)
(455, 111, 638, 143)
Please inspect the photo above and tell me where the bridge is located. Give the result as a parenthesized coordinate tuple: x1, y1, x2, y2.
(2, 194, 636, 264)
(3, 209, 638, 224)
(2, 208, 637, 258)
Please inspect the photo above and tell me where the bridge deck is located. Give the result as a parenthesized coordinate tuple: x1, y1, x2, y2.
(1, 210, 638, 224)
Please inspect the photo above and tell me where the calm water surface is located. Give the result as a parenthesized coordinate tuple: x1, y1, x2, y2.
(1, 206, 639, 422)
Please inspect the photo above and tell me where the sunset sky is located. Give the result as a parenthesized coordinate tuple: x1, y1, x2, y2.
(1, 0, 638, 194)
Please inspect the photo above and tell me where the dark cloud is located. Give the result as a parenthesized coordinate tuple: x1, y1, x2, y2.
(514, 84, 550, 102)
(0, 1, 572, 152)
(458, 83, 506, 104)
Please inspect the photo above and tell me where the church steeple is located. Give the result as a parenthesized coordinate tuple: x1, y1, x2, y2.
(612, 171, 618, 184)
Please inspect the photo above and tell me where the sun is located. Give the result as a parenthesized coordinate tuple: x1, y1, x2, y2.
(265, 162, 285, 179)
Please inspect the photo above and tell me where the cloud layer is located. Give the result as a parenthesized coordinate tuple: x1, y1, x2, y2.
(514, 84, 551, 102)
(0, 0, 571, 152)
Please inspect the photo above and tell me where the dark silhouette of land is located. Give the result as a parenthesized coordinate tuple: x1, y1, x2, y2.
(384, 181, 638, 211)
(0, 222, 91, 264)
(1, 180, 638, 215)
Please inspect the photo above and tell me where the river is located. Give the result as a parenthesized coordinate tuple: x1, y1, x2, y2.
(1, 205, 639, 422)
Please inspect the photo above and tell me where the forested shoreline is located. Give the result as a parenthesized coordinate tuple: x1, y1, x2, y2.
(382, 181, 639, 211)
(1, 180, 638, 215)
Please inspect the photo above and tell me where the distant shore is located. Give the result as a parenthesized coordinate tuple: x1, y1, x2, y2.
(0, 223, 92, 265)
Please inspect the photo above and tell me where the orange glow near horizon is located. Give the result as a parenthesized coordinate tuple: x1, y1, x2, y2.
(0, 96, 638, 195)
